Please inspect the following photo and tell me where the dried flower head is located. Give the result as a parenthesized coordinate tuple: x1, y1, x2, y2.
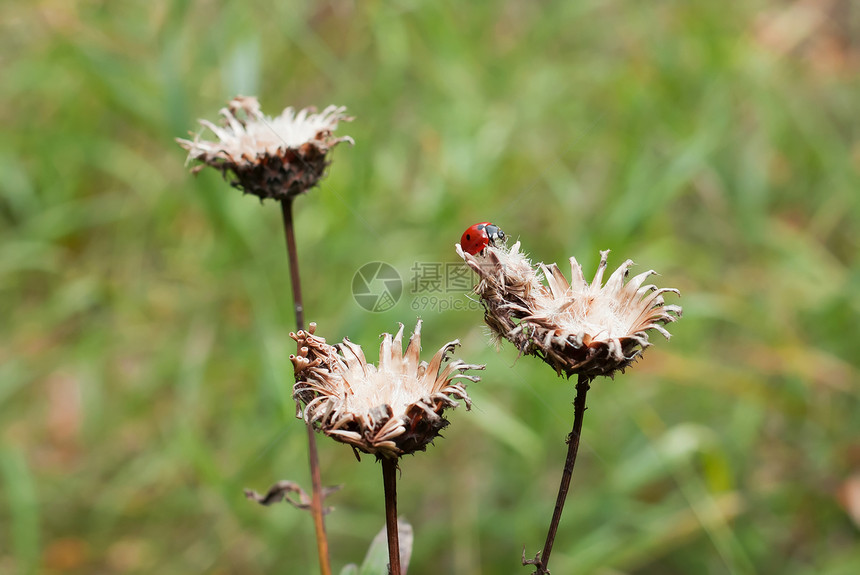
(457, 242, 682, 379)
(177, 96, 353, 201)
(291, 321, 484, 459)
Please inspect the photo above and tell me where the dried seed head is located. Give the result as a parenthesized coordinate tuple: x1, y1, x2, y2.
(457, 242, 682, 379)
(177, 96, 353, 201)
(291, 321, 484, 460)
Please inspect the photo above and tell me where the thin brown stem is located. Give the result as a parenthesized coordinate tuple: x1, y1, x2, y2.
(279, 196, 330, 575)
(531, 374, 591, 575)
(381, 457, 402, 575)
(280, 197, 305, 331)
(305, 420, 330, 575)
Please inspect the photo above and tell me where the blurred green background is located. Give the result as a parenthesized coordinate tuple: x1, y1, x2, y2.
(2, 1, 860, 573)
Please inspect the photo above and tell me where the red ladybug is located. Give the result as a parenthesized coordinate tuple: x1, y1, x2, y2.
(461, 222, 506, 255)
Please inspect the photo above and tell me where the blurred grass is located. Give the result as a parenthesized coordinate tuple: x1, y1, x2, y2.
(1, 0, 860, 573)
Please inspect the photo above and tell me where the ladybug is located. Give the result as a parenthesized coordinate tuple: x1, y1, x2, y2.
(460, 222, 506, 255)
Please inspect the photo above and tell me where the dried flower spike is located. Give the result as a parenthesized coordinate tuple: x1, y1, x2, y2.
(457, 242, 682, 378)
(291, 321, 483, 459)
(177, 96, 353, 201)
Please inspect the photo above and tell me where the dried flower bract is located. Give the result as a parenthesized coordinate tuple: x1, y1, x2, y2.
(291, 321, 483, 459)
(177, 96, 353, 201)
(457, 242, 682, 378)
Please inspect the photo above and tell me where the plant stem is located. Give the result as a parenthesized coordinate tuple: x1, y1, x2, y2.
(305, 421, 330, 575)
(279, 196, 330, 575)
(280, 197, 305, 331)
(533, 374, 591, 575)
(381, 457, 402, 575)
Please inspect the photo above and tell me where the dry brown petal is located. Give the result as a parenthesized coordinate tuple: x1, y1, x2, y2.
(457, 242, 681, 378)
(177, 96, 353, 201)
(291, 321, 483, 459)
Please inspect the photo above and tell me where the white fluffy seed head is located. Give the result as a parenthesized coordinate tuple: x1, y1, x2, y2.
(457, 244, 681, 378)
